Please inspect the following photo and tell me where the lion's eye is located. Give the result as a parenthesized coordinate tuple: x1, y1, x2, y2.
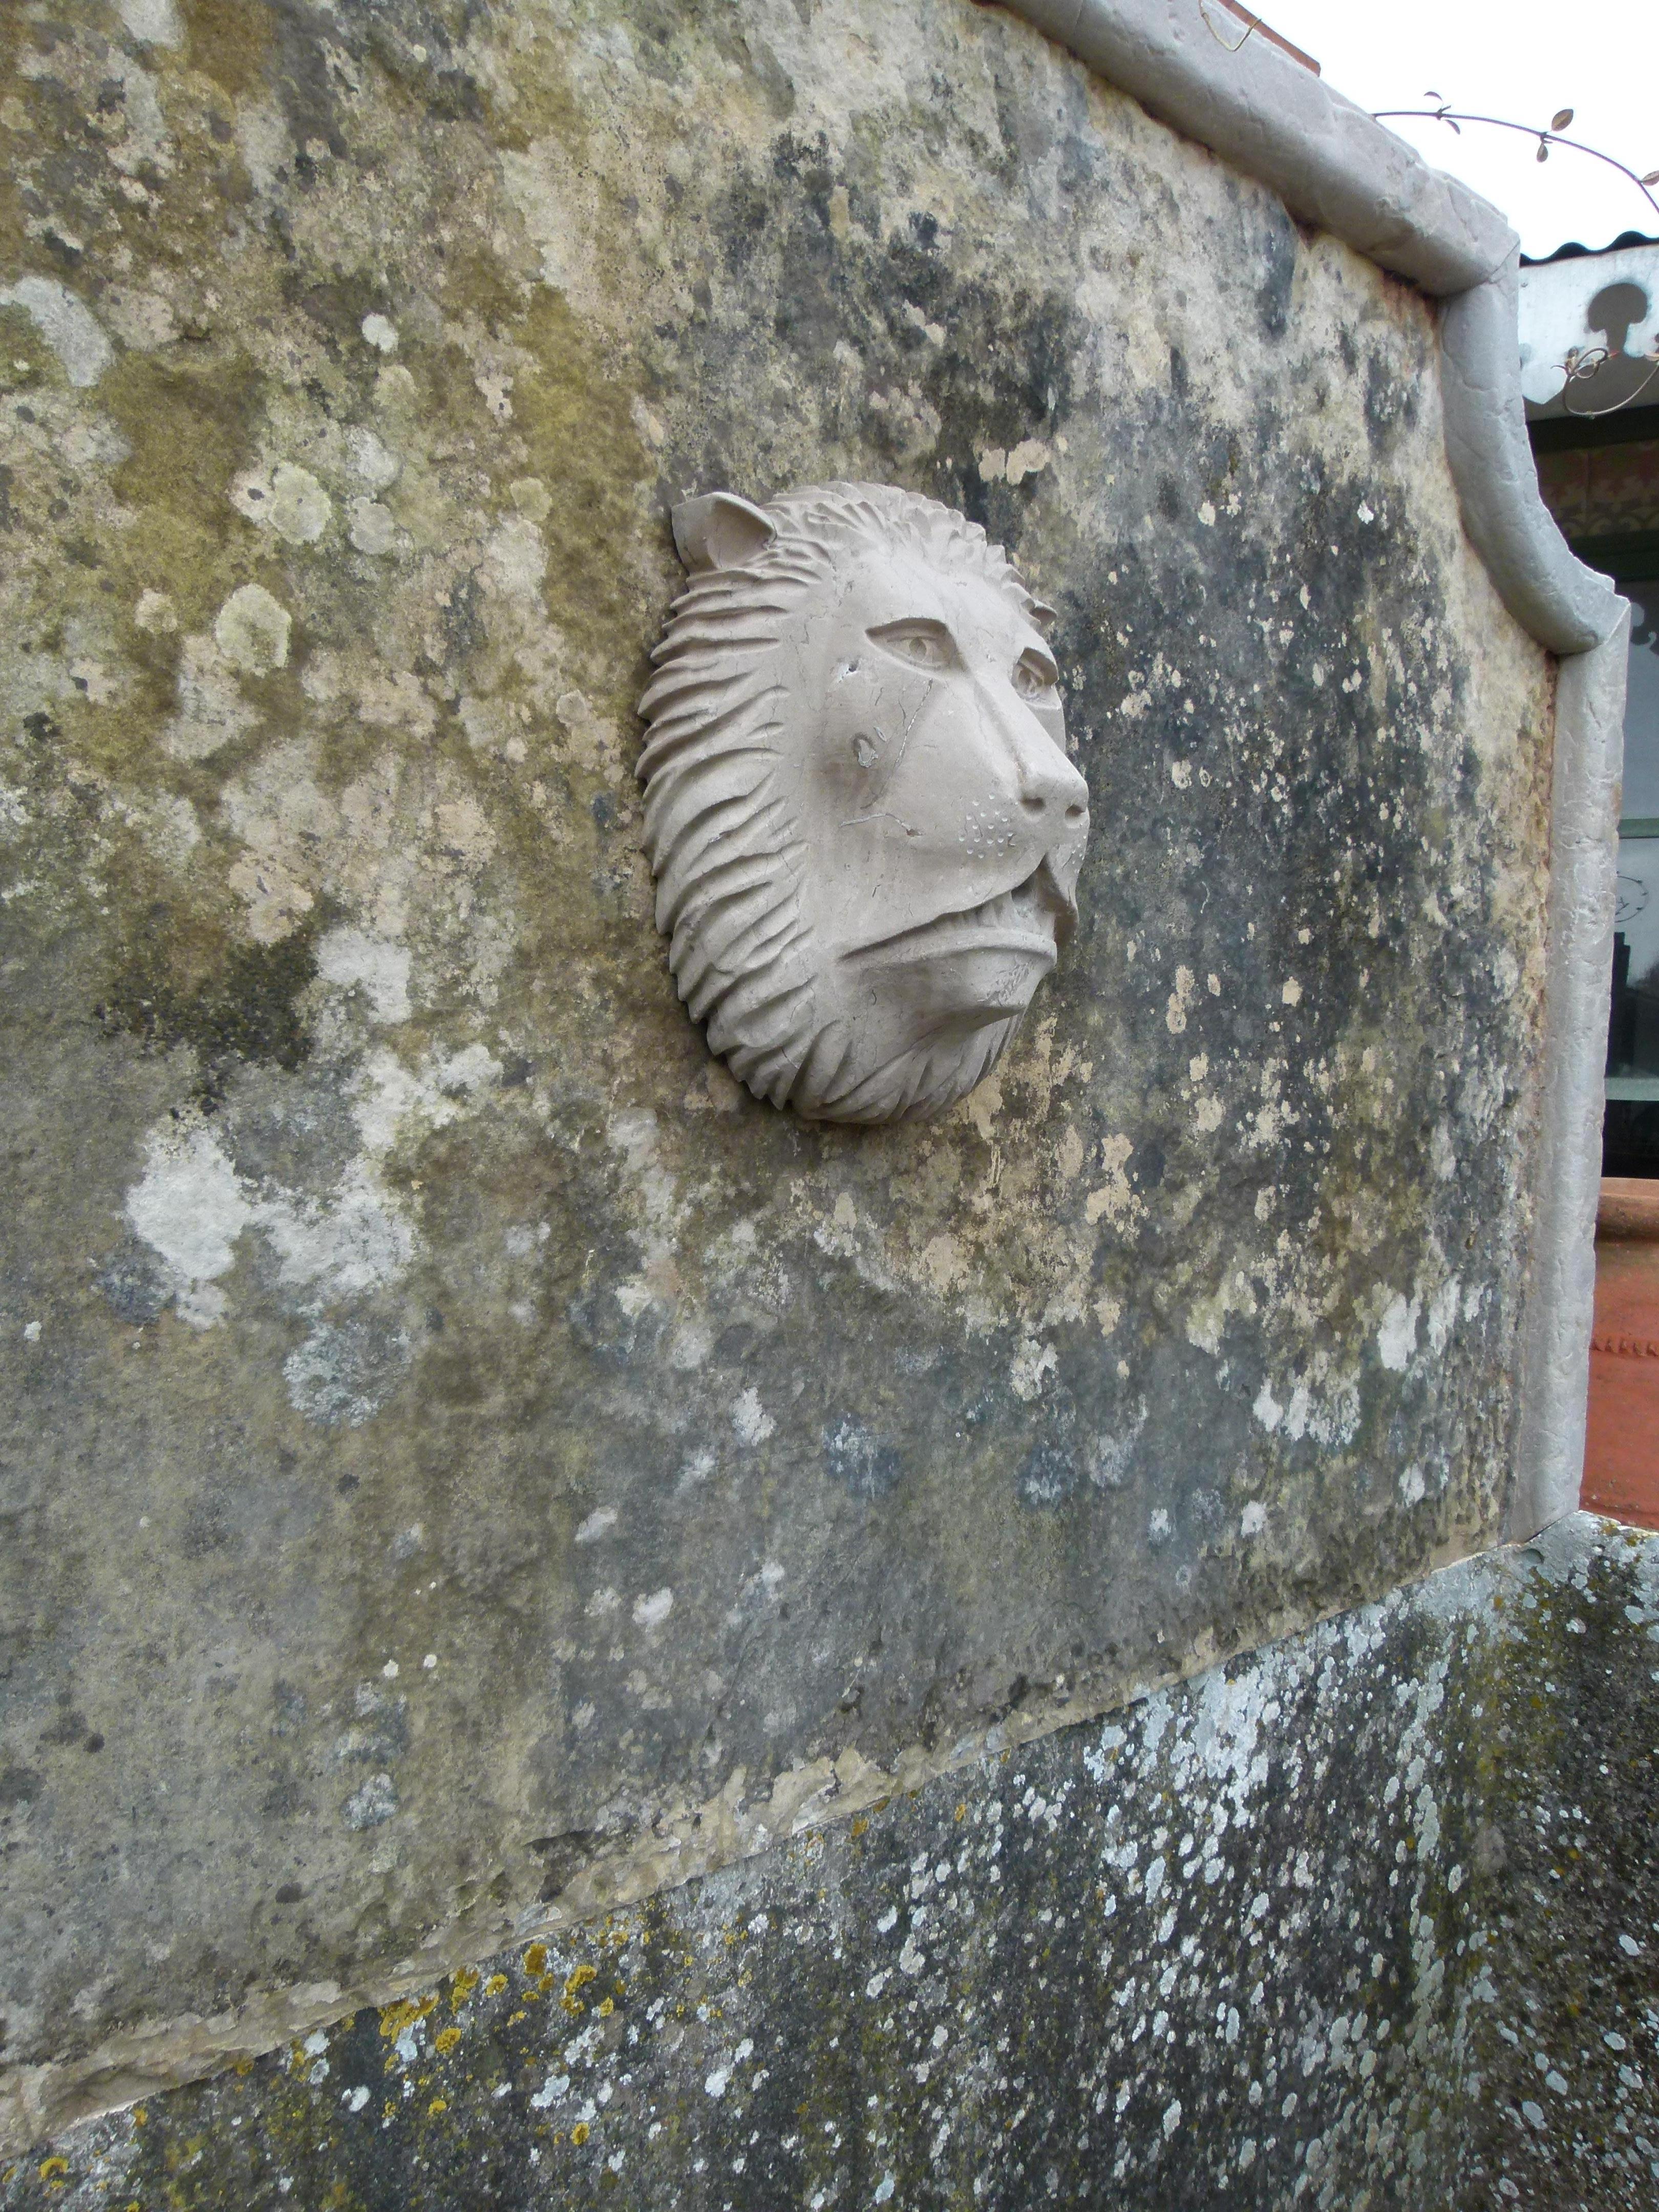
(868, 620, 959, 672)
(1014, 651, 1058, 700)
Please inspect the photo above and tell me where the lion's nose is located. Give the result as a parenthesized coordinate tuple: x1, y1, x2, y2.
(1015, 744, 1090, 826)
(980, 680, 1091, 828)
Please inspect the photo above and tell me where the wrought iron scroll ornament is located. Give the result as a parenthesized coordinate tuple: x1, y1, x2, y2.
(1557, 344, 1659, 420)
(1367, 97, 1659, 419)
(637, 484, 1090, 1124)
(1368, 98, 1659, 220)
(1197, 11, 1659, 417)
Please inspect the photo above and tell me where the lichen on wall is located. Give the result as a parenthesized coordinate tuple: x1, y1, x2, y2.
(1, 0, 1557, 2130)
(5, 1517, 1653, 2209)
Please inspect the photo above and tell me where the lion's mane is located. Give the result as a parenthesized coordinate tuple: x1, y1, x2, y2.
(637, 481, 1044, 1122)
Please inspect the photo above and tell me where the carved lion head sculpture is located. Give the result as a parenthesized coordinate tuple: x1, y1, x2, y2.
(637, 481, 1090, 1122)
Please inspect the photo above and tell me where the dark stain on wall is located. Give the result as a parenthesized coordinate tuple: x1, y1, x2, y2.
(97, 924, 320, 1103)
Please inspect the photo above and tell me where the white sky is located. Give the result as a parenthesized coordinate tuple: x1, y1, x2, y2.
(1253, 1, 1659, 258)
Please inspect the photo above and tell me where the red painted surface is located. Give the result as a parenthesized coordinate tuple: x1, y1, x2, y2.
(1210, 3, 1321, 74)
(1582, 1180, 1659, 1532)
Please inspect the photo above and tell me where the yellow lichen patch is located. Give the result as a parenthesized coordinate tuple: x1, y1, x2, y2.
(570, 2122, 590, 2146)
(434, 2026, 462, 2056)
(522, 1943, 548, 1976)
(561, 1961, 598, 2014)
(428, 2097, 449, 2117)
(379, 1994, 438, 2040)
(484, 1973, 509, 1997)
(450, 1966, 480, 2007)
(37, 2159, 69, 2181)
(850, 1816, 869, 1838)
(596, 1996, 614, 2018)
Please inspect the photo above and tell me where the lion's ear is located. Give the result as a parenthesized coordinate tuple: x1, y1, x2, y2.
(672, 492, 777, 574)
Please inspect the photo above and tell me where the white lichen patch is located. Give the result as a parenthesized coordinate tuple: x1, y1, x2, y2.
(315, 927, 413, 1025)
(230, 460, 333, 545)
(212, 584, 291, 676)
(1376, 1293, 1420, 1374)
(0, 276, 113, 386)
(124, 1121, 253, 1329)
(117, 0, 183, 46)
(162, 634, 261, 763)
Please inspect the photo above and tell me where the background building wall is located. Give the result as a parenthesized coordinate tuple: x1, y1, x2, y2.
(1, 0, 1559, 2147)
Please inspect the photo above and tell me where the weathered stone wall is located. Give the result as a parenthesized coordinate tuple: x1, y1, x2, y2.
(2, 0, 1557, 2138)
(4, 1516, 1655, 2209)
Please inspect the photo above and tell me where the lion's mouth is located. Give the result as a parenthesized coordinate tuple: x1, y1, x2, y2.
(958, 869, 1065, 942)
(849, 861, 1072, 967)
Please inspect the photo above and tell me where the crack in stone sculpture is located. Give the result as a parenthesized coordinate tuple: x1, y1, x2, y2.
(637, 482, 1091, 1122)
